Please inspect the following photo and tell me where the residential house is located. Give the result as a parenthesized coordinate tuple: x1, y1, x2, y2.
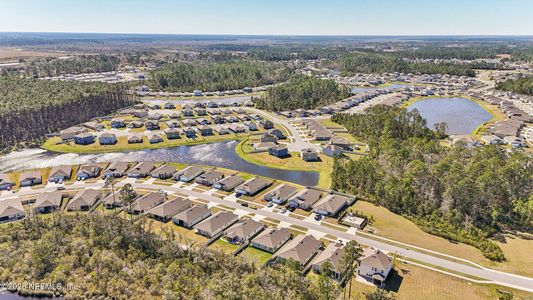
(150, 164, 177, 179)
(268, 145, 288, 157)
(195, 170, 224, 186)
(235, 177, 273, 196)
(99, 133, 117, 145)
(182, 109, 194, 117)
(128, 134, 144, 144)
(253, 141, 276, 151)
(147, 197, 192, 222)
(164, 102, 175, 109)
(33, 192, 63, 214)
(74, 133, 95, 145)
(102, 191, 122, 209)
(0, 174, 14, 190)
(264, 184, 298, 205)
(322, 144, 344, 157)
(289, 189, 323, 210)
(111, 118, 126, 128)
(244, 121, 257, 131)
(103, 162, 129, 178)
(259, 119, 274, 129)
(183, 127, 196, 138)
(312, 243, 345, 280)
(148, 113, 163, 120)
(212, 115, 225, 124)
(251, 227, 291, 253)
(197, 118, 211, 125)
(19, 171, 42, 187)
(0, 198, 25, 223)
(76, 164, 101, 180)
(173, 166, 204, 182)
(195, 211, 238, 238)
(128, 192, 165, 215)
(481, 135, 502, 145)
(223, 219, 265, 244)
(60, 126, 87, 141)
(127, 162, 155, 178)
(194, 107, 207, 116)
(275, 234, 322, 267)
(228, 124, 246, 133)
(165, 120, 180, 128)
(213, 174, 244, 191)
(48, 165, 72, 183)
(83, 121, 104, 131)
(213, 126, 230, 135)
(172, 205, 212, 228)
(300, 148, 318, 161)
(269, 129, 285, 139)
(259, 133, 278, 143)
(197, 125, 213, 136)
(145, 120, 160, 130)
(66, 189, 101, 211)
(127, 120, 144, 129)
(329, 137, 352, 150)
(358, 248, 393, 287)
(148, 134, 163, 144)
(182, 119, 197, 127)
(313, 194, 353, 217)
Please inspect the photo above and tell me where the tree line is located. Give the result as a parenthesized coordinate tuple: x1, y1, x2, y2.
(496, 75, 533, 96)
(0, 76, 137, 149)
(332, 52, 477, 77)
(331, 105, 532, 261)
(255, 75, 351, 111)
(0, 213, 347, 299)
(149, 60, 293, 92)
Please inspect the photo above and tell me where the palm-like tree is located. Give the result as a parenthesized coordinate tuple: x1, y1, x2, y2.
(340, 240, 363, 300)
(103, 176, 116, 212)
(119, 183, 137, 222)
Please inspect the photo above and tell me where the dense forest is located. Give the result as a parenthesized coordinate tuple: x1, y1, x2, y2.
(256, 76, 350, 111)
(331, 106, 532, 260)
(23, 55, 121, 77)
(0, 76, 137, 148)
(0, 214, 341, 299)
(248, 46, 348, 61)
(149, 61, 292, 92)
(496, 76, 533, 95)
(334, 52, 477, 77)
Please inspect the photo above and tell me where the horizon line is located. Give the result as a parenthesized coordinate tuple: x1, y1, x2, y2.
(1, 31, 532, 38)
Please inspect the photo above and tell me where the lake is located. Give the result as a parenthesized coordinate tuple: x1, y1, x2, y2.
(0, 141, 319, 186)
(407, 97, 493, 135)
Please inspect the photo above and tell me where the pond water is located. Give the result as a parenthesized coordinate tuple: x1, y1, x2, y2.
(0, 141, 319, 186)
(351, 83, 411, 93)
(407, 97, 493, 135)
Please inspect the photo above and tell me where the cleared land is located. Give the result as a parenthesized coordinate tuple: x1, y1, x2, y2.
(352, 200, 533, 277)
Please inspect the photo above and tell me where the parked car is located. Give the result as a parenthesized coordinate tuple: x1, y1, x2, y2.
(241, 202, 249, 207)
(314, 214, 322, 221)
(280, 208, 287, 213)
(267, 202, 273, 208)
(286, 205, 296, 212)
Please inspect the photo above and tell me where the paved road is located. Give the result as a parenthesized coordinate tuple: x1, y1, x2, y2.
(3, 181, 533, 292)
(244, 108, 320, 151)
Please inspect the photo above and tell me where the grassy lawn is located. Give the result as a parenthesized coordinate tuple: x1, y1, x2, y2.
(239, 246, 273, 267)
(143, 218, 208, 246)
(374, 262, 532, 300)
(352, 200, 533, 277)
(42, 134, 241, 154)
(209, 238, 239, 254)
(235, 140, 334, 189)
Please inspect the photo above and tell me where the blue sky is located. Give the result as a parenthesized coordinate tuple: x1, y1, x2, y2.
(0, 0, 532, 35)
